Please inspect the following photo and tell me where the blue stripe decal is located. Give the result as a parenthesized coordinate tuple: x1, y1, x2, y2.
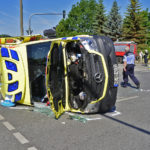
(10, 49, 19, 61)
(8, 81, 18, 92)
(8, 73, 12, 80)
(5, 60, 17, 72)
(114, 84, 119, 87)
(15, 92, 22, 102)
(62, 37, 67, 40)
(72, 37, 78, 40)
(1, 47, 9, 57)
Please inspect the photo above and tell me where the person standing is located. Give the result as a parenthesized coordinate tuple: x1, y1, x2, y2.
(143, 50, 149, 66)
(139, 50, 144, 63)
(121, 46, 140, 88)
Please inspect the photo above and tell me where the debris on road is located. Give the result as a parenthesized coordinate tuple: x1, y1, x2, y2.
(31, 102, 54, 118)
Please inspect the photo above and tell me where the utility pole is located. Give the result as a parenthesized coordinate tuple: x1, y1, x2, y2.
(26, 11, 66, 35)
(20, 0, 24, 36)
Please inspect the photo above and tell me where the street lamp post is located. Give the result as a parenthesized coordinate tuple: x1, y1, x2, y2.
(26, 11, 66, 35)
(20, 0, 24, 36)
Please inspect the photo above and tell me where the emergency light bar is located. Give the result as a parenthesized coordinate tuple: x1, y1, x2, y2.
(0, 35, 42, 45)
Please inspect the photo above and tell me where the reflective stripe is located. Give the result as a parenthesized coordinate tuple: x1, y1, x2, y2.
(62, 37, 67, 40)
(8, 81, 19, 92)
(10, 49, 19, 61)
(5, 60, 17, 72)
(88, 50, 108, 104)
(15, 92, 22, 102)
(1, 47, 9, 57)
(72, 37, 78, 40)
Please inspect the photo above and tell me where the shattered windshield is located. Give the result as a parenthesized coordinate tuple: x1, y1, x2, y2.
(80, 37, 98, 51)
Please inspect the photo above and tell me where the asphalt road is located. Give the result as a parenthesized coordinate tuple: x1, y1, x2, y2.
(0, 64, 150, 150)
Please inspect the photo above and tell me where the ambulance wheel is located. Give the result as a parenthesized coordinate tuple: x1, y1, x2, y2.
(93, 36, 118, 113)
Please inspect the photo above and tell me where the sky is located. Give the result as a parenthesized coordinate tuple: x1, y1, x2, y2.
(0, 0, 149, 36)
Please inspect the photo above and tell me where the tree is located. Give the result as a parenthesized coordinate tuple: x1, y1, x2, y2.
(93, 0, 107, 35)
(106, 0, 122, 41)
(0, 34, 11, 37)
(122, 0, 147, 49)
(56, 19, 69, 37)
(148, 11, 150, 47)
(56, 0, 97, 37)
(141, 9, 150, 45)
(141, 9, 150, 47)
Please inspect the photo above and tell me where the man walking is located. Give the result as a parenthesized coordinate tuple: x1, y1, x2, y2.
(121, 46, 140, 88)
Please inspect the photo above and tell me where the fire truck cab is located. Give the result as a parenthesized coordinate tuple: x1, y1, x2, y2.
(114, 41, 137, 63)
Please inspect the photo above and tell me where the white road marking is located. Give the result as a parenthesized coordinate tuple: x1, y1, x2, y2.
(111, 111, 121, 116)
(61, 122, 66, 124)
(27, 147, 38, 150)
(105, 111, 121, 117)
(117, 96, 139, 102)
(9, 106, 30, 110)
(86, 117, 102, 121)
(13, 132, 29, 144)
(0, 114, 4, 120)
(3, 121, 15, 131)
(139, 89, 150, 92)
(66, 112, 102, 121)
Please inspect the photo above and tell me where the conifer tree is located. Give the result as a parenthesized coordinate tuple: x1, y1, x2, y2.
(141, 9, 150, 46)
(106, 0, 122, 41)
(148, 11, 150, 46)
(122, 0, 146, 47)
(93, 0, 107, 35)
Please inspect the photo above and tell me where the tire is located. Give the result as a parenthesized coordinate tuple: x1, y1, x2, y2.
(93, 36, 118, 113)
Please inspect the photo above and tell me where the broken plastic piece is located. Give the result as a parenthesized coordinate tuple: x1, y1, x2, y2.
(68, 114, 87, 123)
(0, 100, 15, 107)
(33, 102, 54, 117)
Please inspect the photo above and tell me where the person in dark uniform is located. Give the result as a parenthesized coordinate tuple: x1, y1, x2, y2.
(121, 46, 140, 88)
(144, 49, 149, 66)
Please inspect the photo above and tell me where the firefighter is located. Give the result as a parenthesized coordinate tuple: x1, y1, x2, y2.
(121, 46, 140, 88)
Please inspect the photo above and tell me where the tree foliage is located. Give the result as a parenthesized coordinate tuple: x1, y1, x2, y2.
(106, 0, 122, 41)
(56, 0, 97, 37)
(55, 0, 150, 51)
(0, 34, 11, 37)
(93, 0, 107, 35)
(141, 9, 150, 46)
(122, 0, 147, 47)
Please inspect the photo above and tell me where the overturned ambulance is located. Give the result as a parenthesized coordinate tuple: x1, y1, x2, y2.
(0, 35, 119, 118)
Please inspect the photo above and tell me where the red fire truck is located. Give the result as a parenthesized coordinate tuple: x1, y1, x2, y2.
(114, 41, 138, 63)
